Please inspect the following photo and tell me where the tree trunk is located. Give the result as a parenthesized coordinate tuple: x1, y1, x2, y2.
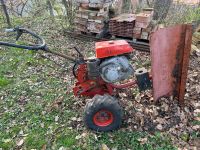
(46, 0, 54, 17)
(62, 0, 73, 24)
(131, 0, 139, 13)
(20, 0, 29, 17)
(0, 0, 11, 27)
(146, 0, 154, 7)
(110, 0, 123, 16)
(153, 0, 172, 22)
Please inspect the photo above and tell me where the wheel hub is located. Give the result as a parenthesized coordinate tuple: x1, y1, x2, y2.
(93, 110, 114, 127)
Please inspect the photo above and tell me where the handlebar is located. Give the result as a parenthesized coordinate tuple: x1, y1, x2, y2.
(0, 27, 47, 50)
(5, 29, 15, 32)
(0, 27, 85, 63)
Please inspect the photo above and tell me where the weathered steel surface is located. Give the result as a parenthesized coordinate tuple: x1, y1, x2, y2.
(150, 24, 192, 104)
(178, 25, 193, 104)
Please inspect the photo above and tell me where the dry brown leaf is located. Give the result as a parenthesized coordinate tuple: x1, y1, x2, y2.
(155, 117, 166, 124)
(192, 44, 199, 53)
(119, 93, 127, 97)
(77, 117, 82, 122)
(16, 139, 24, 147)
(196, 85, 200, 94)
(194, 117, 200, 121)
(71, 117, 77, 121)
(152, 106, 158, 116)
(58, 146, 67, 150)
(75, 135, 82, 140)
(138, 137, 148, 144)
(156, 124, 163, 130)
(55, 116, 59, 122)
(41, 144, 47, 150)
(101, 144, 110, 150)
(81, 132, 87, 138)
(192, 125, 200, 130)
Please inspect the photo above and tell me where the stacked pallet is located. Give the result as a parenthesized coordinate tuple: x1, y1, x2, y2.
(74, 0, 111, 34)
(109, 14, 136, 38)
(133, 8, 154, 39)
(109, 8, 154, 40)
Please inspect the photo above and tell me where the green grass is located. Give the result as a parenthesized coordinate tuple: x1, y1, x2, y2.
(86, 132, 175, 150)
(0, 76, 11, 87)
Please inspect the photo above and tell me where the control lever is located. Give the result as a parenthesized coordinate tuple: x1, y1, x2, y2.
(74, 46, 84, 58)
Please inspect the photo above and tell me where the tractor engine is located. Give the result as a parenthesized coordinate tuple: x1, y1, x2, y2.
(87, 56, 134, 83)
(96, 40, 134, 83)
(100, 56, 134, 83)
(73, 40, 134, 97)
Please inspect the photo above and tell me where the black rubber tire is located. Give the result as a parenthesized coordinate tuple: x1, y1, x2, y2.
(84, 94, 123, 132)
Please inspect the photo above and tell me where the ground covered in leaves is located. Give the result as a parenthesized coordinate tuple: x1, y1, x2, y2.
(0, 17, 199, 150)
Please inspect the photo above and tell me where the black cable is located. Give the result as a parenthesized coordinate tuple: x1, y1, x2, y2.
(72, 62, 79, 78)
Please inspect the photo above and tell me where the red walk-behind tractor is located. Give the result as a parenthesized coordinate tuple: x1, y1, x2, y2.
(0, 25, 192, 132)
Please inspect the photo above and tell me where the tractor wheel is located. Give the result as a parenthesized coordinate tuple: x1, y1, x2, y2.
(84, 94, 123, 132)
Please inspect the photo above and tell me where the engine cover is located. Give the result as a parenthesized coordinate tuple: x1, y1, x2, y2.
(95, 40, 134, 58)
(100, 56, 134, 83)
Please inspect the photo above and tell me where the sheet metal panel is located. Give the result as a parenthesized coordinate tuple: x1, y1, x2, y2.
(150, 24, 192, 104)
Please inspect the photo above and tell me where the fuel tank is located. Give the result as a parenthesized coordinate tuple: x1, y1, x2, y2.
(95, 40, 134, 58)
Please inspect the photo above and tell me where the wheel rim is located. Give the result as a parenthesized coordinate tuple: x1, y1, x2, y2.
(93, 110, 114, 127)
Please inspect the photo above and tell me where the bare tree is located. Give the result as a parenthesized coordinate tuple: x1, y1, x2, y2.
(146, 0, 154, 7)
(62, 0, 74, 24)
(153, 0, 172, 22)
(0, 0, 11, 27)
(131, 0, 139, 12)
(46, 0, 54, 17)
(20, 1, 28, 16)
(7, 0, 29, 17)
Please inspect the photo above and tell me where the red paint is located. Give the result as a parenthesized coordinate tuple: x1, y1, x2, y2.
(110, 80, 137, 89)
(95, 40, 134, 58)
(93, 110, 114, 127)
(150, 24, 192, 104)
(72, 40, 137, 98)
(73, 64, 114, 97)
(72, 64, 139, 97)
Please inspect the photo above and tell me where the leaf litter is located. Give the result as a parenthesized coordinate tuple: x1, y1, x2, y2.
(0, 18, 199, 149)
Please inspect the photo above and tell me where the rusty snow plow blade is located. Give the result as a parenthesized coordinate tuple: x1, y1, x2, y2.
(150, 24, 192, 104)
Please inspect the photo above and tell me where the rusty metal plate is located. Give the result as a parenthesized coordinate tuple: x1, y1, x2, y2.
(150, 24, 192, 104)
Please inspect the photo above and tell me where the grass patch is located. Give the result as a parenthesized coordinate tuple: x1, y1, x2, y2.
(25, 133, 46, 149)
(0, 76, 11, 87)
(56, 132, 76, 148)
(192, 120, 200, 125)
(86, 131, 175, 150)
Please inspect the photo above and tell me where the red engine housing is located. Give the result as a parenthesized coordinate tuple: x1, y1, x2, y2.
(73, 40, 135, 98)
(95, 40, 134, 58)
(73, 64, 114, 97)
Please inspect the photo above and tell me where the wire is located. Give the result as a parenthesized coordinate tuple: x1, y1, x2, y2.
(72, 62, 79, 78)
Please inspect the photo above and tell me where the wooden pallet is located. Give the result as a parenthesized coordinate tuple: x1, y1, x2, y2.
(74, 0, 110, 34)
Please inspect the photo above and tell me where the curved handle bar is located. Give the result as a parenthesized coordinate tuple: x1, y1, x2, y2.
(5, 29, 15, 32)
(0, 27, 46, 50)
(0, 27, 85, 63)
